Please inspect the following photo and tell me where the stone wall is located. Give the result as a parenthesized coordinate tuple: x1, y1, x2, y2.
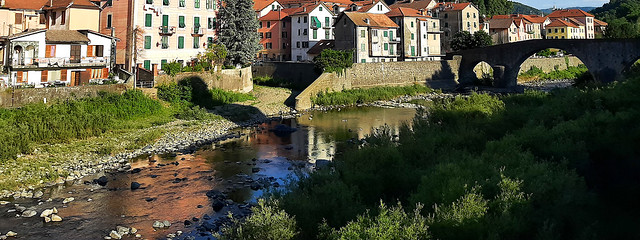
(295, 57, 461, 110)
(155, 67, 253, 93)
(0, 84, 130, 108)
(519, 56, 584, 73)
(252, 62, 319, 89)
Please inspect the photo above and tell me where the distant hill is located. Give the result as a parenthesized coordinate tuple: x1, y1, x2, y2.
(512, 2, 543, 15)
(540, 7, 596, 15)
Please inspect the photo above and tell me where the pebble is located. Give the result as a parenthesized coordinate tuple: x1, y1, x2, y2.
(163, 220, 171, 227)
(109, 231, 122, 240)
(21, 210, 37, 218)
(62, 197, 74, 204)
(6, 231, 16, 237)
(40, 209, 53, 217)
(0, 201, 9, 205)
(130, 227, 137, 234)
(51, 214, 63, 222)
(153, 221, 165, 228)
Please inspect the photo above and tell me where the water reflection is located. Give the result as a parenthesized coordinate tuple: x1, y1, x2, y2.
(0, 107, 416, 240)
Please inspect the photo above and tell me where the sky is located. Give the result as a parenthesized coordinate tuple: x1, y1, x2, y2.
(512, 0, 610, 9)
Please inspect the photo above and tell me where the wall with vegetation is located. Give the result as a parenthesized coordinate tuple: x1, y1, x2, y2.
(519, 56, 584, 73)
(0, 84, 130, 108)
(296, 57, 461, 110)
(252, 62, 320, 89)
(155, 67, 253, 93)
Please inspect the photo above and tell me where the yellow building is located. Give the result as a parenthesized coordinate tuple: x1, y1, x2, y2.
(0, 0, 48, 37)
(43, 0, 101, 32)
(545, 19, 577, 39)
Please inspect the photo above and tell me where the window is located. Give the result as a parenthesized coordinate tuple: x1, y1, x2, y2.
(444, 22, 448, 27)
(361, 59, 366, 63)
(297, 17, 300, 23)
(208, 17, 215, 29)
(260, 32, 264, 38)
(179, 16, 185, 28)
(163, 0, 169, 6)
(282, 31, 287, 38)
(296, 41, 300, 48)
(266, 32, 271, 38)
(466, 12, 469, 18)
(61, 10, 65, 25)
(178, 36, 184, 49)
(303, 29, 307, 35)
(106, 14, 112, 28)
(40, 14, 46, 24)
(45, 45, 56, 58)
(325, 17, 330, 27)
(144, 60, 151, 70)
(267, 21, 271, 28)
(312, 29, 317, 39)
(144, 36, 152, 49)
(302, 42, 309, 48)
(161, 59, 168, 69)
(383, 31, 387, 37)
(433, 34, 436, 40)
(411, 46, 415, 56)
(51, 12, 56, 24)
(259, 22, 263, 28)
(145, 14, 152, 27)
(195, 0, 200, 8)
(474, 22, 476, 28)
(467, 22, 470, 28)
(161, 36, 169, 49)
(389, 45, 393, 55)
(444, 13, 448, 18)
(411, 21, 414, 27)
(411, 33, 414, 40)
(384, 43, 388, 50)
(554, 28, 558, 33)
(319, 6, 322, 11)
(162, 15, 169, 27)
(304, 17, 307, 23)
(298, 29, 300, 36)
(373, 29, 377, 37)
(378, 5, 382, 11)
(206, 0, 213, 9)
(146, 0, 153, 4)
(360, 43, 365, 51)
(193, 37, 200, 48)
(389, 31, 393, 40)
(283, 21, 286, 27)
(325, 29, 329, 39)
(106, 0, 113, 6)
(194, 17, 200, 30)
(179, 0, 185, 7)
(473, 13, 476, 18)
(561, 28, 564, 33)
(265, 43, 272, 49)
(282, 42, 287, 49)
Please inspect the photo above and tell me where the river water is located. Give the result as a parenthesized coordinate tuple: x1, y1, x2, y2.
(0, 107, 417, 240)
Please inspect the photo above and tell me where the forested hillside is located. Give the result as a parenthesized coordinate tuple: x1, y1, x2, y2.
(591, 0, 640, 38)
(512, 2, 543, 15)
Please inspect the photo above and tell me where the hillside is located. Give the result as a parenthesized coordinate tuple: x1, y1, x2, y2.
(590, 0, 640, 38)
(541, 7, 596, 14)
(512, 2, 543, 15)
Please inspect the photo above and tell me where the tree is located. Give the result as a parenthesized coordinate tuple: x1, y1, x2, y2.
(197, 44, 228, 70)
(466, 0, 513, 16)
(313, 49, 353, 74)
(604, 19, 640, 38)
(217, 0, 260, 66)
(451, 31, 492, 51)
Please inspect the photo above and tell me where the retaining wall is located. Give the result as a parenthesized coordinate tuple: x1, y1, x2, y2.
(295, 57, 461, 110)
(519, 56, 584, 73)
(252, 62, 319, 89)
(155, 67, 253, 93)
(0, 84, 130, 108)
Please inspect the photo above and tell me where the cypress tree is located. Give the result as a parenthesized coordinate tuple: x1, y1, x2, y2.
(217, 0, 260, 66)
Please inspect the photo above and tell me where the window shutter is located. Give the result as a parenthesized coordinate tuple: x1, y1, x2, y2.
(16, 71, 23, 83)
(41, 71, 49, 82)
(144, 36, 152, 49)
(145, 14, 152, 27)
(45, 45, 52, 58)
(61, 69, 67, 81)
(87, 45, 94, 57)
(96, 45, 104, 57)
(102, 68, 109, 79)
(178, 36, 184, 49)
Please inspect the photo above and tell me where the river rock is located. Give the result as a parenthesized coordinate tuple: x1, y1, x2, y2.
(52, 207, 58, 214)
(51, 214, 63, 222)
(163, 220, 171, 227)
(167, 233, 176, 238)
(94, 176, 109, 186)
(33, 191, 44, 198)
(153, 221, 165, 228)
(6, 231, 16, 237)
(21, 210, 37, 218)
(0, 201, 9, 205)
(116, 226, 129, 235)
(44, 216, 51, 222)
(130, 182, 141, 190)
(62, 197, 74, 204)
(212, 199, 225, 211)
(109, 230, 122, 240)
(40, 209, 53, 217)
(130, 227, 137, 234)
(15, 206, 26, 212)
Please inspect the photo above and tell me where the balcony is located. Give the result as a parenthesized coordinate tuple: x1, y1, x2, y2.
(11, 57, 110, 69)
(159, 26, 176, 35)
(390, 37, 401, 43)
(192, 27, 204, 36)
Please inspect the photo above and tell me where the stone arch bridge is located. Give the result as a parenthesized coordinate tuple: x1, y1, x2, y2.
(456, 39, 640, 87)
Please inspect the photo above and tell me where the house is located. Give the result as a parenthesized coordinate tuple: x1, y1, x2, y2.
(43, 0, 101, 32)
(491, 14, 548, 41)
(434, 2, 480, 52)
(288, 2, 335, 61)
(351, 0, 390, 14)
(389, 0, 437, 13)
(258, 10, 291, 61)
(546, 9, 595, 39)
(334, 12, 399, 63)
(486, 18, 518, 44)
(254, 0, 284, 18)
(545, 19, 579, 39)
(386, 7, 441, 61)
(0, 0, 48, 37)
(98, 0, 219, 72)
(1, 29, 116, 87)
(594, 18, 608, 37)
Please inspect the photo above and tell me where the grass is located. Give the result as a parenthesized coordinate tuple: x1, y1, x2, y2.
(519, 65, 591, 82)
(312, 84, 435, 106)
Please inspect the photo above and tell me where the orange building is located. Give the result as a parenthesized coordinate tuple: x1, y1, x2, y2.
(258, 10, 291, 61)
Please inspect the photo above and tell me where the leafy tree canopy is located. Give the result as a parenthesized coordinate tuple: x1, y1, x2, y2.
(451, 31, 493, 51)
(591, 0, 640, 38)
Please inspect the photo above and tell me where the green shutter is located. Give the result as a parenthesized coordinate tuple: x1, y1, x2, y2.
(179, 16, 185, 28)
(163, 0, 169, 5)
(389, 31, 393, 40)
(144, 60, 151, 70)
(161, 59, 168, 68)
(145, 14, 152, 27)
(179, 0, 185, 7)
(178, 36, 184, 49)
(325, 29, 329, 39)
(325, 17, 329, 27)
(313, 29, 317, 39)
(383, 31, 388, 37)
(195, 0, 200, 8)
(162, 15, 168, 26)
(194, 37, 199, 48)
(411, 46, 415, 56)
(384, 43, 388, 50)
(144, 36, 151, 49)
(311, 16, 321, 28)
(194, 17, 200, 27)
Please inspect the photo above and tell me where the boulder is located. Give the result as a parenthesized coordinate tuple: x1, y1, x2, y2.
(51, 214, 63, 222)
(162, 220, 171, 227)
(6, 231, 17, 237)
(130, 182, 141, 190)
(212, 199, 225, 212)
(152, 221, 164, 228)
(22, 210, 37, 218)
(94, 176, 109, 186)
(40, 209, 53, 218)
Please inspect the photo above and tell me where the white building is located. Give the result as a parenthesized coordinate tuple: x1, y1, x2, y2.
(288, 2, 335, 61)
(1, 29, 115, 87)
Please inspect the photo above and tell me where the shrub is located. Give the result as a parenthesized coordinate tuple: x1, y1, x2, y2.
(313, 49, 353, 74)
(162, 61, 184, 76)
(215, 199, 298, 240)
(312, 84, 433, 106)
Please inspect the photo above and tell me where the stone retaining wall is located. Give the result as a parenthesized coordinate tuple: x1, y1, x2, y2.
(0, 84, 130, 108)
(155, 67, 253, 93)
(519, 56, 584, 73)
(295, 57, 461, 110)
(252, 62, 320, 90)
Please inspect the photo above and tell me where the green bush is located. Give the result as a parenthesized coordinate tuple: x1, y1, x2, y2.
(157, 78, 254, 109)
(312, 84, 433, 106)
(216, 199, 298, 240)
(162, 61, 184, 77)
(313, 49, 353, 74)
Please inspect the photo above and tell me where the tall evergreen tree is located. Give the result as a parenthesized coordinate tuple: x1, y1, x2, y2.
(217, 0, 260, 65)
(476, 0, 487, 17)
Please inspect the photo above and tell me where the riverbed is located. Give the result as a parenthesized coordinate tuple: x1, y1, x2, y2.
(0, 107, 417, 240)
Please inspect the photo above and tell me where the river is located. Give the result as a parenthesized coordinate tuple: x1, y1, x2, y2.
(0, 107, 417, 240)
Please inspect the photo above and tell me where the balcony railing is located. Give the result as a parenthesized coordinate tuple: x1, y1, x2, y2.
(390, 37, 401, 43)
(12, 57, 109, 69)
(159, 26, 176, 35)
(192, 27, 204, 36)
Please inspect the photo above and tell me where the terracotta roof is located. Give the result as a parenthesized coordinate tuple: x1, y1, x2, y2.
(6, 29, 47, 40)
(547, 9, 594, 18)
(254, 0, 277, 11)
(594, 18, 608, 26)
(343, 12, 398, 28)
(278, 0, 352, 6)
(566, 17, 585, 26)
(355, 0, 380, 12)
(1, 0, 48, 10)
(385, 7, 425, 18)
(546, 19, 578, 28)
(389, 0, 433, 11)
(259, 10, 289, 20)
(307, 40, 334, 54)
(487, 18, 514, 29)
(285, 2, 334, 15)
(44, 0, 99, 9)
(45, 30, 90, 43)
(435, 2, 471, 11)
(524, 15, 548, 24)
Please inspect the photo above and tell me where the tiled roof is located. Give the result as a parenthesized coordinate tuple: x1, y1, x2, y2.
(6, 29, 47, 40)
(46, 30, 91, 43)
(566, 17, 585, 26)
(386, 7, 426, 18)
(278, 0, 353, 6)
(344, 12, 398, 28)
(254, 0, 277, 11)
(435, 2, 471, 11)
(390, 0, 433, 11)
(594, 18, 608, 26)
(355, 0, 380, 12)
(307, 40, 334, 54)
(259, 10, 289, 20)
(44, 0, 100, 9)
(547, 9, 594, 18)
(487, 18, 514, 29)
(546, 19, 579, 28)
(1, 0, 49, 10)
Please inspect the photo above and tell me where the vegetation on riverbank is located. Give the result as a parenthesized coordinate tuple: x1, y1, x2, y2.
(311, 85, 435, 106)
(519, 64, 591, 82)
(224, 75, 640, 239)
(157, 77, 255, 111)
